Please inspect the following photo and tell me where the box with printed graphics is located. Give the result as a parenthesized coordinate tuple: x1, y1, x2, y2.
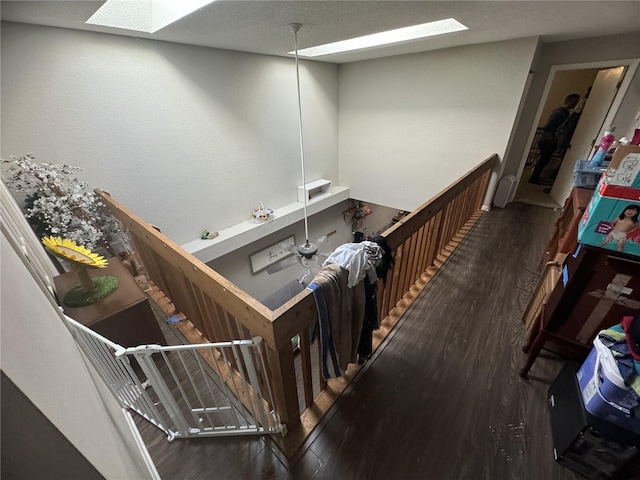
(577, 176, 640, 257)
(606, 145, 640, 188)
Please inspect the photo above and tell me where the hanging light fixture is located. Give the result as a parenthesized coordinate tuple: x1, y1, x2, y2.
(290, 23, 318, 259)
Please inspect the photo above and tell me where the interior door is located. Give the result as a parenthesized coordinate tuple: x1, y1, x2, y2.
(550, 66, 627, 205)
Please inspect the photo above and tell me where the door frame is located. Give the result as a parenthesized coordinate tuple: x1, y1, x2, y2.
(513, 58, 639, 202)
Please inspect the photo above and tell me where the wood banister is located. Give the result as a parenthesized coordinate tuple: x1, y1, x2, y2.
(95, 154, 495, 456)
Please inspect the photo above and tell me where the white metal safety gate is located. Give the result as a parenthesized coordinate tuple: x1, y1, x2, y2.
(62, 315, 285, 440)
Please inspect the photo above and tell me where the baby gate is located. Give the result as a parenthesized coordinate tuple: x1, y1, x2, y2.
(62, 314, 285, 440)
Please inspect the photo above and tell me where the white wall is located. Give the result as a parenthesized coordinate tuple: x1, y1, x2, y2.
(4, 24, 639, 247)
(503, 32, 640, 182)
(612, 67, 640, 139)
(0, 230, 153, 479)
(209, 202, 349, 302)
(209, 198, 400, 302)
(354, 200, 401, 237)
(0, 22, 339, 245)
(338, 37, 539, 212)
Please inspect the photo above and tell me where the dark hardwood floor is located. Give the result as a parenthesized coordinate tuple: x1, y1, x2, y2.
(137, 202, 591, 480)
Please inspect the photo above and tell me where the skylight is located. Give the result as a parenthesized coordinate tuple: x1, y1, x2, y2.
(291, 19, 468, 58)
(86, 0, 215, 33)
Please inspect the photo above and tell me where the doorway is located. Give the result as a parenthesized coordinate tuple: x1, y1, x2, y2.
(514, 60, 637, 210)
(516, 68, 599, 208)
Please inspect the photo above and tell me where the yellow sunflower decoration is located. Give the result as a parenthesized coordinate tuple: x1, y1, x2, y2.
(42, 236, 118, 307)
(42, 236, 108, 268)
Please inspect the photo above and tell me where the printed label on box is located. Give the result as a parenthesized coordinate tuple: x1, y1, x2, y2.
(607, 146, 640, 188)
(578, 180, 640, 257)
(595, 221, 612, 235)
(629, 227, 640, 244)
(582, 378, 598, 405)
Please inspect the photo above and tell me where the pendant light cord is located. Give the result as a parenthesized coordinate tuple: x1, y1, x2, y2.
(293, 26, 310, 246)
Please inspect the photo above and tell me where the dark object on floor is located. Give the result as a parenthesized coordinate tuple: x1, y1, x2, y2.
(543, 187, 552, 194)
(548, 362, 640, 479)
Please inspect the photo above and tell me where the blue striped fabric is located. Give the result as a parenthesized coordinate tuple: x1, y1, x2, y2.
(307, 282, 342, 378)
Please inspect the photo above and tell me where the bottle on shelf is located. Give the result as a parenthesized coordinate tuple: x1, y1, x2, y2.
(591, 131, 615, 167)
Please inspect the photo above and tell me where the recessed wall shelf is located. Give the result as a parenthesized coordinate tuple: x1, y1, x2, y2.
(297, 179, 332, 204)
(182, 185, 350, 264)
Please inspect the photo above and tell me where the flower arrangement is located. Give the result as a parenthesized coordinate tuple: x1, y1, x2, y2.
(250, 201, 274, 223)
(42, 236, 118, 306)
(2, 153, 125, 257)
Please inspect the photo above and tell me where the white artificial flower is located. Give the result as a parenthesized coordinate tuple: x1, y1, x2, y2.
(2, 153, 126, 254)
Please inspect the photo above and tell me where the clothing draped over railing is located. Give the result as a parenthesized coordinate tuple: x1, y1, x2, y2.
(96, 153, 496, 456)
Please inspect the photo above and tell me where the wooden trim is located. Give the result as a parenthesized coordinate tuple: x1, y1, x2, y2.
(94, 155, 494, 457)
(97, 189, 277, 346)
(414, 225, 426, 281)
(299, 327, 314, 408)
(383, 154, 496, 249)
(266, 342, 300, 429)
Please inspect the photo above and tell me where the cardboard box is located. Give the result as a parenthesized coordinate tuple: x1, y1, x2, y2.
(577, 176, 640, 257)
(606, 145, 640, 188)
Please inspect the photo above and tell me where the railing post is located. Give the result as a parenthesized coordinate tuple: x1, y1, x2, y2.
(95, 156, 496, 449)
(265, 343, 300, 431)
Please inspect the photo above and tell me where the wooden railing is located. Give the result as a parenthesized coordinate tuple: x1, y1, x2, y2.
(97, 153, 495, 456)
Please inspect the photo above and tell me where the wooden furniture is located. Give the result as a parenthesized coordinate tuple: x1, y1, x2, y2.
(542, 186, 593, 264)
(54, 259, 165, 347)
(520, 244, 640, 377)
(521, 252, 566, 353)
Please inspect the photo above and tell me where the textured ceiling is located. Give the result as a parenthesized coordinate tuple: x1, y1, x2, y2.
(1, 1, 639, 63)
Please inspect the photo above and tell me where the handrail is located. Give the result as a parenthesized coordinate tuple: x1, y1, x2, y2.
(384, 155, 495, 249)
(96, 153, 496, 455)
(97, 190, 276, 345)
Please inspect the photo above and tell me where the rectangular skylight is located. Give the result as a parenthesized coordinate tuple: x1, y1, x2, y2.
(291, 18, 468, 58)
(86, 0, 215, 33)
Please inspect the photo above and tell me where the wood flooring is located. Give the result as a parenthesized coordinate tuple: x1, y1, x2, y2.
(136, 202, 592, 480)
(513, 165, 563, 209)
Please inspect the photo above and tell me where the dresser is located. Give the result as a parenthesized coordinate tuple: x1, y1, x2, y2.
(54, 259, 166, 347)
(520, 244, 640, 377)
